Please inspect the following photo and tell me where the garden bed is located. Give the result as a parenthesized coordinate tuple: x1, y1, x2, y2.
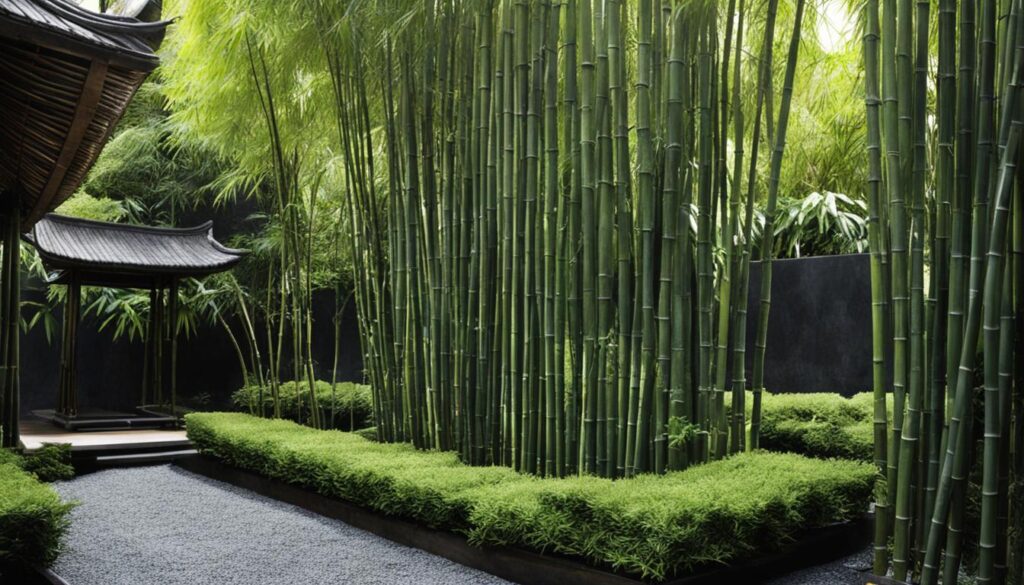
(185, 412, 876, 583)
(0, 449, 73, 577)
(757, 392, 880, 462)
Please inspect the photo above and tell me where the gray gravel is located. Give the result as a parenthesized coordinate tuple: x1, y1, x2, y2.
(763, 546, 874, 585)
(50, 463, 875, 585)
(51, 464, 509, 585)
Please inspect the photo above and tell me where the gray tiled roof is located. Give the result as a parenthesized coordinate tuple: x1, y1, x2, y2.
(25, 214, 246, 276)
(0, 0, 168, 68)
(0, 0, 170, 228)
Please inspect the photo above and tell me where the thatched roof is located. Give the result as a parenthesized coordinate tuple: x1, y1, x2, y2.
(0, 0, 170, 228)
(24, 213, 246, 288)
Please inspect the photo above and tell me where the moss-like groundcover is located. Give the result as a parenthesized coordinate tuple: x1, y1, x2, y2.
(355, 392, 882, 459)
(0, 449, 74, 567)
(232, 381, 374, 431)
(756, 392, 880, 462)
(186, 412, 874, 580)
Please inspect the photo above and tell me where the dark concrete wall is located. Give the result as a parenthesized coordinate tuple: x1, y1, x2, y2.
(19, 252, 872, 414)
(20, 198, 365, 415)
(19, 286, 363, 414)
(744, 253, 872, 397)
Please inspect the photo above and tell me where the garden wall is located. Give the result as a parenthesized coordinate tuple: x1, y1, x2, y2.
(744, 253, 872, 397)
(19, 286, 363, 414)
(19, 252, 871, 415)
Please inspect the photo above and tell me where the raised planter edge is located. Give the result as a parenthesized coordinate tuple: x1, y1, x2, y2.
(175, 453, 871, 585)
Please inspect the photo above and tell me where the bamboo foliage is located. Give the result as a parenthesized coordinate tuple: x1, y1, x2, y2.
(321, 0, 804, 478)
(864, 0, 1024, 579)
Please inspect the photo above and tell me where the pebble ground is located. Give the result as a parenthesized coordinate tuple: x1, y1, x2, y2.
(52, 463, 874, 585)
(52, 465, 509, 585)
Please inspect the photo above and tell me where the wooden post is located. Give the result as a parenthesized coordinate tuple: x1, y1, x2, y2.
(0, 200, 21, 448)
(168, 278, 179, 421)
(57, 274, 81, 418)
(154, 286, 164, 404)
(141, 286, 158, 405)
(0, 206, 10, 445)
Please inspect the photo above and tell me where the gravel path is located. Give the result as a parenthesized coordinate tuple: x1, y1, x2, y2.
(52, 464, 509, 585)
(763, 546, 874, 585)
(51, 463, 873, 585)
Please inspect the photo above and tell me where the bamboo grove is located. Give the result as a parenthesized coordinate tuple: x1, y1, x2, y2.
(862, 0, 1024, 579)
(324, 0, 805, 478)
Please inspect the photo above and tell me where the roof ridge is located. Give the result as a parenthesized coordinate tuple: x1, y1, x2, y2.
(25, 213, 246, 286)
(41, 213, 215, 237)
(35, 0, 171, 34)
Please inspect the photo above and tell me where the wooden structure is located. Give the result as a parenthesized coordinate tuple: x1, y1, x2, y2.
(20, 417, 192, 467)
(0, 0, 168, 445)
(25, 213, 245, 430)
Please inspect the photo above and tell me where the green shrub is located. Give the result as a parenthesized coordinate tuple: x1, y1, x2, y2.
(0, 453, 74, 567)
(755, 392, 884, 462)
(186, 412, 875, 580)
(21, 445, 75, 483)
(353, 426, 378, 442)
(0, 449, 21, 468)
(231, 381, 373, 431)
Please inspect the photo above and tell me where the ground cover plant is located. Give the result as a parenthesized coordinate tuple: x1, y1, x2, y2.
(232, 381, 373, 431)
(756, 392, 877, 462)
(186, 412, 874, 580)
(18, 444, 75, 483)
(0, 449, 74, 567)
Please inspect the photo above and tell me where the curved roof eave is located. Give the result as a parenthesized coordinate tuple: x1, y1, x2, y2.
(24, 214, 247, 283)
(0, 0, 171, 71)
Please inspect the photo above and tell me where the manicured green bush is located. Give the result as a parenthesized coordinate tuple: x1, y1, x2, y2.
(0, 452, 74, 567)
(756, 392, 883, 462)
(353, 426, 378, 442)
(231, 381, 373, 431)
(21, 444, 75, 483)
(0, 449, 20, 468)
(186, 412, 875, 580)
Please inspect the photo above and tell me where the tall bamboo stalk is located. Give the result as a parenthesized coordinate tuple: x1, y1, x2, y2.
(863, 0, 1024, 577)
(325, 0, 805, 481)
(751, 0, 807, 447)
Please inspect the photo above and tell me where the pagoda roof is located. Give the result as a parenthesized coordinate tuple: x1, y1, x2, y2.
(0, 0, 171, 228)
(24, 214, 246, 288)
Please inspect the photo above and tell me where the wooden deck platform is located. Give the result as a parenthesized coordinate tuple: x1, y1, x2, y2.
(19, 418, 191, 454)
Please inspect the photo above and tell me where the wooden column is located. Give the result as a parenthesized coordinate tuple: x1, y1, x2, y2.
(153, 286, 164, 405)
(141, 286, 158, 405)
(57, 274, 81, 418)
(0, 200, 21, 447)
(168, 278, 179, 420)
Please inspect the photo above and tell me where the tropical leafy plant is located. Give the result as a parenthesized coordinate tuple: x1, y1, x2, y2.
(751, 190, 869, 258)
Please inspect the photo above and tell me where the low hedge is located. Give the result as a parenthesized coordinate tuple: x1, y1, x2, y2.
(231, 380, 373, 431)
(186, 412, 875, 580)
(20, 444, 75, 482)
(757, 392, 882, 462)
(0, 450, 74, 567)
(352, 426, 379, 441)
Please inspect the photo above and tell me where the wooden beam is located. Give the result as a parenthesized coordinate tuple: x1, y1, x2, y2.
(141, 287, 157, 405)
(57, 273, 81, 418)
(0, 202, 20, 447)
(29, 59, 108, 225)
(0, 12, 161, 72)
(169, 278, 178, 421)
